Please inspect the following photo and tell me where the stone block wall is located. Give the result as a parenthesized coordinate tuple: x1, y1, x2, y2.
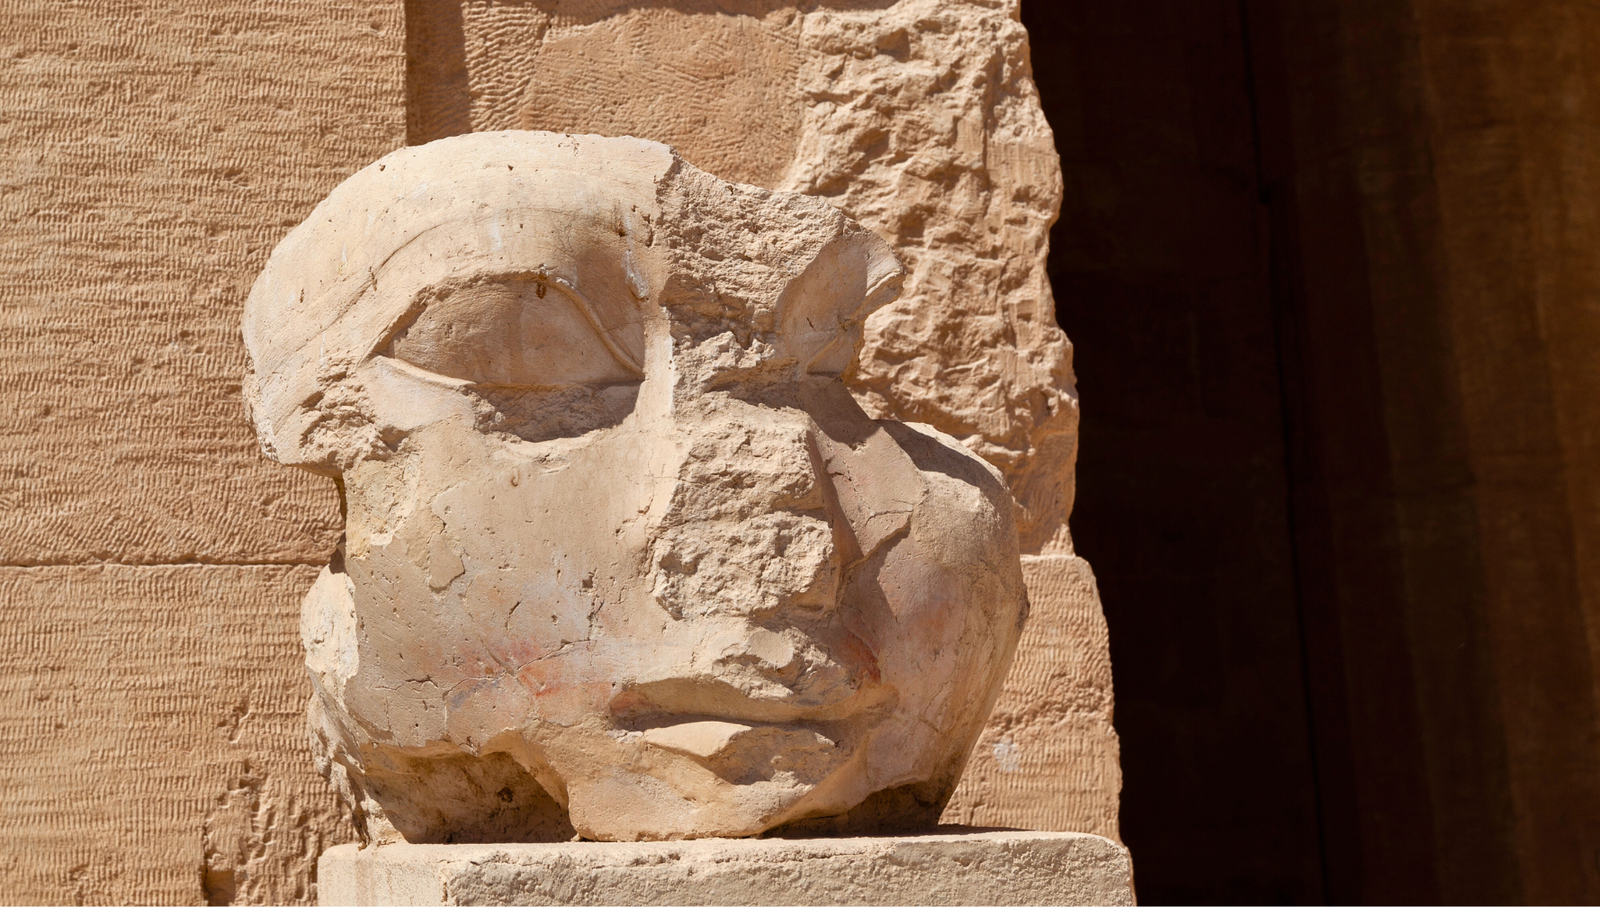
(0, 2, 402, 901)
(0, 2, 1115, 902)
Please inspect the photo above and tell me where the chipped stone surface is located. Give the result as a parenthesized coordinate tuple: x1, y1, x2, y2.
(406, 0, 1119, 834)
(1, 0, 1119, 900)
(245, 131, 1029, 843)
(316, 832, 1134, 906)
(411, 0, 1076, 549)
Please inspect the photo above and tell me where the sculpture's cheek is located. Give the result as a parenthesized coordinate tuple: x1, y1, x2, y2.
(437, 657, 612, 754)
(868, 537, 975, 711)
(336, 423, 664, 747)
(514, 657, 616, 727)
(853, 460, 1026, 756)
(442, 672, 535, 745)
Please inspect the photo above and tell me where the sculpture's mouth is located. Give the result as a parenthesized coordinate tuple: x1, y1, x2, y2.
(607, 669, 892, 726)
(607, 671, 892, 786)
(635, 719, 849, 785)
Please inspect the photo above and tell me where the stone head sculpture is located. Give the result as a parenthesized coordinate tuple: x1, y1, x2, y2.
(243, 131, 1027, 843)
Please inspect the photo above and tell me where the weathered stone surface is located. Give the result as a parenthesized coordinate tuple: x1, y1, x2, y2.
(0, 0, 399, 566)
(0, 1, 400, 903)
(316, 832, 1134, 906)
(405, 0, 1119, 836)
(943, 554, 1118, 838)
(0, 565, 345, 905)
(247, 130, 1029, 842)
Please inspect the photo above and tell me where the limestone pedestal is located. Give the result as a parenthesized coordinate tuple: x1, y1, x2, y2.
(317, 831, 1134, 906)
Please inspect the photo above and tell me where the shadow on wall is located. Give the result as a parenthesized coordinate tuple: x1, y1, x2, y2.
(1029, 0, 1600, 904)
(1023, 2, 1322, 902)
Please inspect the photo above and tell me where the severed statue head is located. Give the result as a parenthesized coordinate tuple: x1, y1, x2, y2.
(243, 131, 1027, 843)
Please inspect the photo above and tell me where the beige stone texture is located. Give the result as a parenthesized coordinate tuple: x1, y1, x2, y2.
(406, 0, 1119, 839)
(0, 0, 1116, 900)
(0, 565, 331, 905)
(315, 832, 1134, 906)
(246, 130, 1029, 843)
(0, 0, 398, 566)
(0, 0, 402, 903)
(943, 554, 1118, 835)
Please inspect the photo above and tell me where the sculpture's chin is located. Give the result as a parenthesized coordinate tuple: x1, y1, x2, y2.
(565, 776, 837, 842)
(556, 724, 880, 841)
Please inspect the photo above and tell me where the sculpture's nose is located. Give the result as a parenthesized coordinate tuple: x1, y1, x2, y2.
(647, 414, 843, 621)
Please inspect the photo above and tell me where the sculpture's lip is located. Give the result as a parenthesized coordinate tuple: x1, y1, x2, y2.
(608, 674, 889, 726)
(637, 719, 847, 779)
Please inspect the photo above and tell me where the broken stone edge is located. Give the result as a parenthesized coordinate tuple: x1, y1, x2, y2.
(316, 830, 1134, 906)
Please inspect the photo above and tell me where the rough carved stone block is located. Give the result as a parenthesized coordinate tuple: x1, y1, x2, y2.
(244, 131, 1029, 842)
(315, 832, 1135, 906)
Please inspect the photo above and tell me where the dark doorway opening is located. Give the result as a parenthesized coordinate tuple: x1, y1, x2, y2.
(1027, 0, 1600, 903)
(1023, 3, 1326, 902)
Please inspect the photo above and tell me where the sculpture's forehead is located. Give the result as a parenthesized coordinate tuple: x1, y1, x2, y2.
(243, 130, 905, 418)
(244, 132, 674, 377)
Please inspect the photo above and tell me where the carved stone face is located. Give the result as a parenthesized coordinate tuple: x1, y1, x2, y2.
(244, 132, 1027, 842)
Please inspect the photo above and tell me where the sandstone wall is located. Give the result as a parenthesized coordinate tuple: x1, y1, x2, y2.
(0, 1, 1115, 902)
(0, 2, 402, 902)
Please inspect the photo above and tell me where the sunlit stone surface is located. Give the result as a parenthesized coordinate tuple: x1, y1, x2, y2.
(244, 130, 1030, 843)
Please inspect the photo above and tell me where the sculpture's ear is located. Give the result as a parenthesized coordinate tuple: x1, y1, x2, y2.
(776, 228, 905, 376)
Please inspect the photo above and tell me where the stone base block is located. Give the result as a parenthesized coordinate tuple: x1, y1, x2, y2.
(317, 830, 1134, 906)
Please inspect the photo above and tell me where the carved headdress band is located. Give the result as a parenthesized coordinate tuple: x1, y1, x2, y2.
(242, 131, 903, 469)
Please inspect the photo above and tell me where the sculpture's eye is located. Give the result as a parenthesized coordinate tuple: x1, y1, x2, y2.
(387, 276, 642, 387)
